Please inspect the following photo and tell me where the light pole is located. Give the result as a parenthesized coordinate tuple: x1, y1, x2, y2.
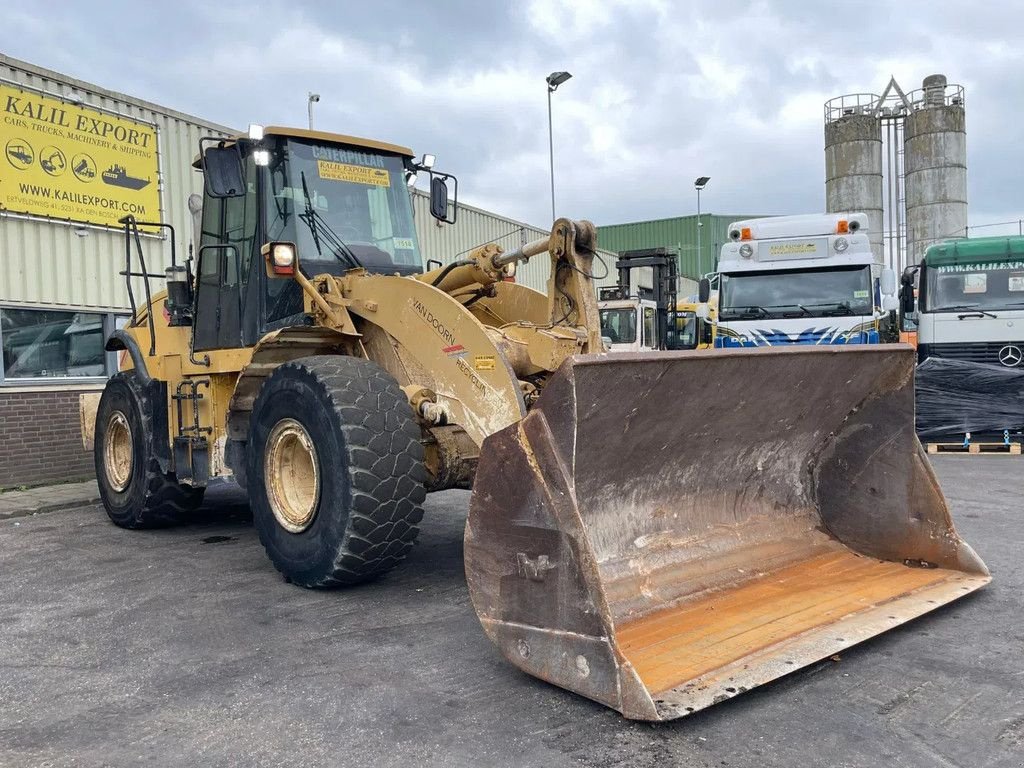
(694, 176, 710, 274)
(546, 71, 572, 223)
(308, 92, 320, 129)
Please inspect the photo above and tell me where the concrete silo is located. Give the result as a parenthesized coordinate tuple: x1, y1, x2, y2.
(824, 94, 885, 264)
(904, 75, 967, 265)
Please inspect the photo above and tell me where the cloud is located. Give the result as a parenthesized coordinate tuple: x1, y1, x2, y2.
(4, 0, 1021, 234)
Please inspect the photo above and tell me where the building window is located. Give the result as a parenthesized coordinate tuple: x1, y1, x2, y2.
(0, 308, 126, 382)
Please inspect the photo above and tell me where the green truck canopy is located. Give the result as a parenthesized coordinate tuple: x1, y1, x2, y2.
(925, 236, 1024, 267)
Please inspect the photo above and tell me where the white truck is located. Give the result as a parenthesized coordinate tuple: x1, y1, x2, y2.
(904, 235, 1024, 365)
(706, 213, 897, 348)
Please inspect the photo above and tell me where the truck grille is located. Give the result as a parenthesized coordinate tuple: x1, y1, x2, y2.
(926, 342, 1024, 364)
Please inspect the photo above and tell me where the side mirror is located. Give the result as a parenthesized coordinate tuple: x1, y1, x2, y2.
(427, 171, 458, 224)
(882, 295, 899, 312)
(430, 176, 449, 220)
(900, 284, 916, 315)
(698, 277, 711, 304)
(200, 139, 245, 198)
(880, 267, 896, 296)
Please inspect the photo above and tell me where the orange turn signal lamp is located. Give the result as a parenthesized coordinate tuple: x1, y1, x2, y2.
(837, 219, 849, 234)
(740, 227, 752, 241)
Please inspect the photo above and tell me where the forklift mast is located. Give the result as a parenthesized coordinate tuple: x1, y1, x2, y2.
(614, 247, 679, 350)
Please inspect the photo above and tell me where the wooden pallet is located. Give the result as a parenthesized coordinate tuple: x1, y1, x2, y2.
(926, 441, 1022, 455)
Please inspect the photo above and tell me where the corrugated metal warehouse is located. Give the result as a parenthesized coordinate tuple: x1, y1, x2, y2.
(0, 55, 617, 488)
(597, 214, 768, 281)
(0, 54, 234, 487)
(411, 190, 617, 293)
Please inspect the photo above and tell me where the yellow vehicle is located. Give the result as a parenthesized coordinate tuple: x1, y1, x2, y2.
(87, 125, 987, 721)
(676, 296, 716, 349)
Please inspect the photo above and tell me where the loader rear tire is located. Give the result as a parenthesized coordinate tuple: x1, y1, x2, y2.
(247, 356, 427, 588)
(94, 372, 205, 529)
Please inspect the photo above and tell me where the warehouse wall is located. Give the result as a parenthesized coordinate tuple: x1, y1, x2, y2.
(412, 189, 618, 293)
(0, 55, 233, 488)
(0, 386, 97, 488)
(0, 55, 234, 312)
(598, 214, 768, 281)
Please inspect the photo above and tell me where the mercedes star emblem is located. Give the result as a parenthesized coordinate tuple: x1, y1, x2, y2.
(997, 344, 1023, 367)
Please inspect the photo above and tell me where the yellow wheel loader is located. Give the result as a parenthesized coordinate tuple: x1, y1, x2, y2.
(88, 125, 988, 721)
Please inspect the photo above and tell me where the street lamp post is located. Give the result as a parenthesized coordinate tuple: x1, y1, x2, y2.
(694, 176, 711, 274)
(546, 71, 572, 223)
(308, 92, 320, 130)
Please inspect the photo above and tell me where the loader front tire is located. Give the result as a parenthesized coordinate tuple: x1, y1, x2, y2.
(94, 372, 205, 529)
(248, 356, 427, 588)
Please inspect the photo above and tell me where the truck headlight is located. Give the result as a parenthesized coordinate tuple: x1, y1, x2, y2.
(834, 237, 849, 252)
(739, 243, 753, 258)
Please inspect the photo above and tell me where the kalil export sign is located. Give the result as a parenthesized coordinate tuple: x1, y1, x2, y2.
(0, 82, 160, 229)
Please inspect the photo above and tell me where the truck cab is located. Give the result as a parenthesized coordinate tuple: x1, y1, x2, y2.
(711, 213, 897, 347)
(905, 236, 1024, 366)
(598, 294, 657, 352)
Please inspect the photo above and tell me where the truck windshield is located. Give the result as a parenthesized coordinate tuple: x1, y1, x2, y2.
(925, 262, 1024, 312)
(719, 265, 872, 320)
(599, 307, 637, 344)
(265, 138, 422, 275)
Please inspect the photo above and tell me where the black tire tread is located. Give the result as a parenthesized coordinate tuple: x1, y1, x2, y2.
(96, 372, 204, 529)
(251, 356, 426, 587)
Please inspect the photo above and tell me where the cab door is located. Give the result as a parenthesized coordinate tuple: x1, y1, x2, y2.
(192, 160, 259, 352)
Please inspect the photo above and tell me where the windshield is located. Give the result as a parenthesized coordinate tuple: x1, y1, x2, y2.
(668, 312, 698, 350)
(599, 307, 637, 344)
(719, 265, 872, 319)
(265, 138, 421, 275)
(924, 261, 1024, 312)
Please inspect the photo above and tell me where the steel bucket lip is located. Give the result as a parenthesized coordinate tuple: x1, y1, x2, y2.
(633, 568, 990, 721)
(569, 342, 918, 366)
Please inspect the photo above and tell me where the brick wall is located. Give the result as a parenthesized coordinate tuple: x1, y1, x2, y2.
(0, 388, 99, 489)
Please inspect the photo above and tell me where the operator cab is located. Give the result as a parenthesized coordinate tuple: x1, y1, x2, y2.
(183, 125, 455, 352)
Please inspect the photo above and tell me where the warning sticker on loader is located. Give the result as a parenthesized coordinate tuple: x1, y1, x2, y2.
(317, 160, 390, 187)
(474, 355, 496, 371)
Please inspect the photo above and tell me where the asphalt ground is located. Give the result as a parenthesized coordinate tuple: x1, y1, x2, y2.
(0, 456, 1021, 768)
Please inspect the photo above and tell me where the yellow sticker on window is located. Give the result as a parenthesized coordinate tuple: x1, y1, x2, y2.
(474, 355, 496, 371)
(316, 160, 390, 187)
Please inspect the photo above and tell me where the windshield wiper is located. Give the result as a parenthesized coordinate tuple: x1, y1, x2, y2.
(729, 305, 769, 319)
(299, 171, 364, 270)
(797, 301, 855, 316)
(299, 172, 323, 258)
(777, 304, 813, 317)
(941, 304, 997, 318)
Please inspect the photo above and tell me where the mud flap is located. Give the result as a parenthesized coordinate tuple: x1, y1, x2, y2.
(464, 346, 989, 721)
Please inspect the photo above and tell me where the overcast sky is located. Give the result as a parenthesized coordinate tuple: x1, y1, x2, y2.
(5, 0, 1022, 234)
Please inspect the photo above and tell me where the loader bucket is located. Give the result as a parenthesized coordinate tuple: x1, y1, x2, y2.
(464, 346, 989, 721)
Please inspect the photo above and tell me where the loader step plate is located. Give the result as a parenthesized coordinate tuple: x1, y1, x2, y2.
(617, 549, 984, 696)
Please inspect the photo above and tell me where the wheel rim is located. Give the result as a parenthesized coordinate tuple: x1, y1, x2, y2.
(264, 418, 320, 533)
(104, 411, 134, 492)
